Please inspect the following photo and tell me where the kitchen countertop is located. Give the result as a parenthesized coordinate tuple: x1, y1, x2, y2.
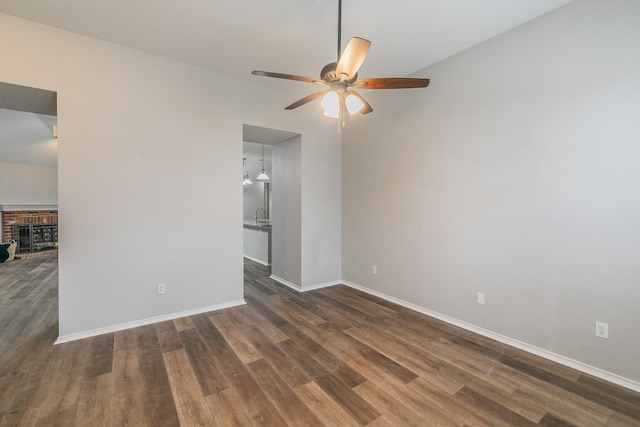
(243, 221, 271, 230)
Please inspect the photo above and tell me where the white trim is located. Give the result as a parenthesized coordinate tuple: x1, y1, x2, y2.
(269, 275, 339, 292)
(0, 204, 58, 211)
(301, 280, 342, 292)
(243, 255, 270, 266)
(269, 274, 301, 292)
(54, 299, 246, 344)
(342, 280, 640, 393)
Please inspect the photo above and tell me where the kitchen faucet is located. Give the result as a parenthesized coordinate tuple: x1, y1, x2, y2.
(255, 206, 266, 224)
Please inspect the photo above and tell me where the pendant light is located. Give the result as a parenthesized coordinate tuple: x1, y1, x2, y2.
(255, 145, 270, 182)
(242, 157, 252, 185)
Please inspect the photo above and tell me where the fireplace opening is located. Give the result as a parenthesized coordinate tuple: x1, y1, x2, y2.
(13, 224, 58, 254)
(2, 210, 58, 257)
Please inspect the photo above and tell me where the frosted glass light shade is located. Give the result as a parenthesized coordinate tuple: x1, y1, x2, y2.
(321, 91, 340, 118)
(345, 93, 364, 115)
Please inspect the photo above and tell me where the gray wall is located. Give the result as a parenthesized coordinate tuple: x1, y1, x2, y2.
(0, 161, 57, 206)
(301, 127, 342, 288)
(271, 136, 302, 286)
(343, 0, 640, 382)
(1, 12, 343, 338)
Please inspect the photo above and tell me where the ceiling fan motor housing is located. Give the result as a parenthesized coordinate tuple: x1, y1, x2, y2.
(321, 62, 338, 81)
(321, 62, 358, 84)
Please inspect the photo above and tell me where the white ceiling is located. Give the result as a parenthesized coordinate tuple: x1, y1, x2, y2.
(0, 0, 574, 168)
(0, 0, 573, 80)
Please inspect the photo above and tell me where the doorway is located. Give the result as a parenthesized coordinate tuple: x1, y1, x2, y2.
(242, 124, 301, 291)
(0, 82, 59, 354)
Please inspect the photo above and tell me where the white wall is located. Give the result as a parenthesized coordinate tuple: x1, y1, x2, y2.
(272, 136, 302, 285)
(343, 0, 640, 384)
(301, 127, 342, 287)
(1, 12, 342, 338)
(0, 161, 57, 205)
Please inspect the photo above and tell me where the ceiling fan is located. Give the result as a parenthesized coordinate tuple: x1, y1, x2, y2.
(251, 0, 430, 119)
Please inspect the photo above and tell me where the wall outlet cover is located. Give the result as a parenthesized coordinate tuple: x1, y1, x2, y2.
(595, 321, 608, 339)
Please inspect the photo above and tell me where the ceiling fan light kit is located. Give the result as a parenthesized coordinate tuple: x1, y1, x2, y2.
(251, 0, 429, 121)
(345, 92, 365, 114)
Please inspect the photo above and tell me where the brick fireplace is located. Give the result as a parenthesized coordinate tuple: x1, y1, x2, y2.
(1, 209, 58, 256)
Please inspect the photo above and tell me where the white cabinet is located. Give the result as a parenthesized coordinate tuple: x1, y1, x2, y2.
(243, 225, 271, 266)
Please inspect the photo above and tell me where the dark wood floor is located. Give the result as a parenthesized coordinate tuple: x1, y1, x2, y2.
(1, 257, 639, 426)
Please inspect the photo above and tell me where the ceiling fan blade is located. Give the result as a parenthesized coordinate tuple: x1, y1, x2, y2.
(336, 37, 371, 82)
(285, 90, 328, 110)
(353, 78, 430, 90)
(252, 70, 326, 85)
(349, 91, 373, 114)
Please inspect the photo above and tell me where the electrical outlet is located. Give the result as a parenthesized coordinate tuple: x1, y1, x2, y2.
(477, 292, 485, 305)
(372, 265, 377, 275)
(157, 283, 165, 295)
(595, 321, 608, 339)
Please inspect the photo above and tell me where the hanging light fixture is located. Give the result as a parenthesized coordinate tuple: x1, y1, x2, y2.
(251, 0, 430, 123)
(242, 158, 252, 186)
(255, 145, 270, 182)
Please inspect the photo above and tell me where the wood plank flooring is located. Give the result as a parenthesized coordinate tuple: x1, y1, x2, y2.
(1, 256, 639, 426)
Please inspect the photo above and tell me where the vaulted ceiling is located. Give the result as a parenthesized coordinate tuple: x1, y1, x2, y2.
(1, 0, 573, 79)
(0, 0, 574, 167)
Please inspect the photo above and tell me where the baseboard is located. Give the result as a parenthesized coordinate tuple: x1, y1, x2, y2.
(342, 280, 640, 393)
(270, 275, 301, 291)
(243, 255, 270, 266)
(301, 279, 342, 292)
(302, 280, 342, 292)
(54, 299, 246, 344)
(269, 275, 340, 292)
